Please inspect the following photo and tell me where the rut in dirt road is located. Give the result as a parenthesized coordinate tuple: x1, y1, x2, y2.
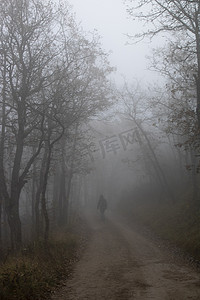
(51, 211, 200, 300)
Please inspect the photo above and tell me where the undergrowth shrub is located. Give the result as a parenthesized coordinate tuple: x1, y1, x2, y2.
(118, 187, 200, 261)
(0, 232, 77, 300)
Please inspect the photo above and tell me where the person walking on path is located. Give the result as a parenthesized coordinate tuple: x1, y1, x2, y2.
(97, 194, 107, 221)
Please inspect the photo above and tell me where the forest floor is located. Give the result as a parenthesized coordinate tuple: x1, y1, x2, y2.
(51, 210, 200, 300)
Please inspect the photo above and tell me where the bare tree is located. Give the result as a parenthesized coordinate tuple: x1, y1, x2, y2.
(0, 0, 113, 249)
(0, 0, 55, 249)
(117, 82, 175, 201)
(126, 0, 200, 128)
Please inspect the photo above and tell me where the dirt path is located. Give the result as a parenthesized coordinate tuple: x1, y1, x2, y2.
(51, 211, 200, 300)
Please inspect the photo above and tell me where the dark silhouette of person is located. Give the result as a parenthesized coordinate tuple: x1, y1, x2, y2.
(97, 194, 107, 220)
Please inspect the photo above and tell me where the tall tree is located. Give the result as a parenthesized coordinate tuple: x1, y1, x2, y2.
(117, 82, 175, 201)
(126, 0, 200, 128)
(0, 0, 113, 249)
(0, 0, 54, 249)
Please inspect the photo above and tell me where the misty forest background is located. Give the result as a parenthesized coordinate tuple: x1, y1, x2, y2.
(0, 0, 200, 261)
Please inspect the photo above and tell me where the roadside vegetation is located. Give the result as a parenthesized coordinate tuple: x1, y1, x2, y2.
(106, 0, 200, 265)
(118, 186, 200, 261)
(0, 230, 78, 300)
(0, 0, 112, 253)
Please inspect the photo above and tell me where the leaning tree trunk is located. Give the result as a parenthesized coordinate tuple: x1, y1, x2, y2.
(135, 120, 174, 202)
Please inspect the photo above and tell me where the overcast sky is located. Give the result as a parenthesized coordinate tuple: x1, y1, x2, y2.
(69, 0, 161, 85)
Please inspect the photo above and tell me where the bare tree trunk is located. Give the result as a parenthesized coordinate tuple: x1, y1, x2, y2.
(83, 176, 88, 207)
(65, 170, 73, 222)
(190, 149, 199, 205)
(31, 148, 37, 238)
(40, 118, 65, 241)
(64, 124, 78, 224)
(0, 52, 23, 250)
(52, 169, 59, 225)
(169, 135, 185, 183)
(35, 149, 47, 239)
(195, 22, 200, 130)
(0, 196, 2, 250)
(41, 144, 52, 242)
(59, 164, 67, 225)
(6, 198, 22, 250)
(135, 121, 174, 202)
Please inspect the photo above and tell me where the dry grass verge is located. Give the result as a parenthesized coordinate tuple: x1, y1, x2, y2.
(0, 231, 78, 300)
(118, 188, 200, 261)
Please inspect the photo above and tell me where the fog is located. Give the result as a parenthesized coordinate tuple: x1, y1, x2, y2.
(2, 1, 200, 299)
(70, 0, 162, 85)
(77, 104, 191, 212)
(0, 0, 199, 268)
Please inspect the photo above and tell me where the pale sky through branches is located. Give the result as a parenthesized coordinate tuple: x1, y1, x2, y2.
(69, 0, 162, 85)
